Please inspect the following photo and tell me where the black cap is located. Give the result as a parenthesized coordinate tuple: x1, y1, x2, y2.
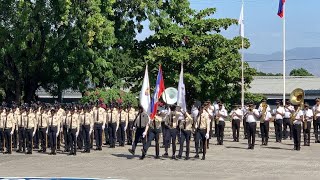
(261, 98, 267, 102)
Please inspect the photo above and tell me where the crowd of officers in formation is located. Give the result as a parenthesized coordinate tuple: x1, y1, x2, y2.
(0, 98, 319, 160)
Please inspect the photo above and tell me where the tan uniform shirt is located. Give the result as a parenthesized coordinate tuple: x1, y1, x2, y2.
(0, 111, 7, 128)
(197, 112, 210, 130)
(134, 111, 149, 128)
(37, 112, 48, 128)
(128, 108, 136, 122)
(49, 113, 61, 126)
(16, 112, 23, 127)
(4, 112, 14, 129)
(148, 115, 162, 129)
(93, 107, 106, 124)
(118, 110, 128, 123)
(107, 109, 119, 124)
(179, 113, 194, 131)
(68, 113, 80, 129)
(81, 111, 94, 127)
(26, 112, 37, 129)
(165, 111, 181, 129)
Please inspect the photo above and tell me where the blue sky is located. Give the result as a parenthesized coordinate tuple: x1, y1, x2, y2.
(137, 0, 320, 54)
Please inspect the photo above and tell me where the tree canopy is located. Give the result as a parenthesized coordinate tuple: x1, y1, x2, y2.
(289, 68, 313, 76)
(1, 0, 256, 107)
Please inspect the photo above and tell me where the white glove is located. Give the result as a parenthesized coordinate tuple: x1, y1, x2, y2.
(133, 127, 136, 131)
(142, 131, 147, 138)
(56, 131, 59, 137)
(32, 131, 36, 137)
(46, 129, 48, 134)
(10, 131, 13, 135)
(102, 125, 105, 129)
(116, 127, 119, 131)
(89, 129, 93, 135)
(205, 133, 209, 139)
(124, 126, 127, 131)
(76, 132, 79, 137)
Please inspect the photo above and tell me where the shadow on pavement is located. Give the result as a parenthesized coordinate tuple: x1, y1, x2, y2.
(111, 153, 140, 159)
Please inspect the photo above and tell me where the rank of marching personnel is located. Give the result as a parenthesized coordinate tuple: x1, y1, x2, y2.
(0, 95, 320, 159)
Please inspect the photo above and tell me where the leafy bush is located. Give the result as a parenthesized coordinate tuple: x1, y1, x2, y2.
(81, 88, 138, 107)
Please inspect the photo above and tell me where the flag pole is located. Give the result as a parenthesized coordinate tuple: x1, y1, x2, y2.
(241, 0, 244, 109)
(282, 3, 286, 106)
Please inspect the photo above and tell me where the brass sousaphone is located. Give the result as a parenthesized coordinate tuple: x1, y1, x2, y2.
(289, 88, 306, 128)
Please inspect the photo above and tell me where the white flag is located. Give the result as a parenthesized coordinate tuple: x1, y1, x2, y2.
(177, 63, 187, 112)
(139, 65, 151, 113)
(238, 4, 244, 37)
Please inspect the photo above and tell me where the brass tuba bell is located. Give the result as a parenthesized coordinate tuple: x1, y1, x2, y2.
(289, 88, 304, 107)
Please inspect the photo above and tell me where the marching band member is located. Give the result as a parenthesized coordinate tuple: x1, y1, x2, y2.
(215, 102, 228, 145)
(107, 104, 119, 148)
(260, 106, 272, 146)
(303, 103, 313, 146)
(312, 98, 320, 143)
(141, 110, 162, 159)
(128, 106, 149, 156)
(283, 101, 294, 140)
(195, 105, 210, 160)
(246, 103, 260, 150)
(292, 104, 304, 151)
(242, 104, 249, 139)
(273, 101, 285, 143)
(229, 104, 242, 142)
(177, 110, 193, 160)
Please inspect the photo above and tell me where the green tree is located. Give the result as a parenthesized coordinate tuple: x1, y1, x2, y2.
(256, 71, 283, 76)
(289, 68, 313, 76)
(141, 0, 256, 107)
(0, 0, 116, 103)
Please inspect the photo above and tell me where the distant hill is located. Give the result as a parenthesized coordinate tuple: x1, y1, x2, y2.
(245, 47, 320, 77)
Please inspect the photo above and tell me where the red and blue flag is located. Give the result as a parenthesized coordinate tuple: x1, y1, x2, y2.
(150, 65, 165, 120)
(277, 0, 285, 18)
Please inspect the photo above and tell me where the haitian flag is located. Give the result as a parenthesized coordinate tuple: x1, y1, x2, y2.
(150, 65, 165, 119)
(277, 0, 285, 18)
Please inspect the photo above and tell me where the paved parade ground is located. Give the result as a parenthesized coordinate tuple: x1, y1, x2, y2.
(1, 137, 320, 180)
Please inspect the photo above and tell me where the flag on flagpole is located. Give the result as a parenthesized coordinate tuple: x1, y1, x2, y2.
(277, 0, 286, 18)
(139, 65, 151, 113)
(150, 65, 165, 119)
(177, 63, 187, 112)
(238, 3, 244, 37)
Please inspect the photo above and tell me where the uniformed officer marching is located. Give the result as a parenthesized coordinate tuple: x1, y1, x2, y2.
(128, 106, 149, 156)
(25, 106, 37, 154)
(16, 106, 26, 153)
(93, 102, 106, 150)
(48, 108, 60, 155)
(81, 105, 93, 153)
(126, 105, 136, 145)
(3, 107, 14, 154)
(230, 104, 242, 142)
(195, 106, 210, 160)
(56, 104, 66, 151)
(177, 111, 193, 160)
(303, 103, 313, 146)
(163, 105, 180, 159)
(273, 101, 285, 143)
(141, 110, 162, 159)
(118, 105, 128, 147)
(37, 106, 48, 153)
(68, 107, 80, 155)
(107, 105, 118, 148)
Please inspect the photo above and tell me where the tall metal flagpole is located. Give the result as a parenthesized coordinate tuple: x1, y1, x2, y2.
(283, 3, 286, 106)
(241, 0, 244, 109)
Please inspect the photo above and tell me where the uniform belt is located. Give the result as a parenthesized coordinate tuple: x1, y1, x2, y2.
(50, 125, 58, 127)
(95, 122, 103, 124)
(39, 126, 47, 128)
